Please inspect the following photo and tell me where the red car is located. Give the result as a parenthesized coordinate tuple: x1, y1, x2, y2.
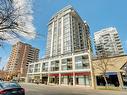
(0, 82, 25, 95)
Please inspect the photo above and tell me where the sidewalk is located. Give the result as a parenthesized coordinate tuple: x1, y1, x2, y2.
(20, 82, 127, 92)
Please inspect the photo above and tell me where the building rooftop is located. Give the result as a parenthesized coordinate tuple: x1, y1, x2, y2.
(50, 5, 73, 21)
(94, 27, 117, 35)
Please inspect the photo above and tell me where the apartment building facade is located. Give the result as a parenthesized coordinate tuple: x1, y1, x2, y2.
(7, 42, 39, 78)
(45, 5, 91, 57)
(26, 5, 94, 87)
(94, 27, 124, 56)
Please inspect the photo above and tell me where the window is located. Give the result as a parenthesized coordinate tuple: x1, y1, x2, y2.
(42, 62, 48, 72)
(61, 58, 72, 70)
(34, 64, 40, 72)
(28, 65, 34, 73)
(51, 60, 59, 71)
(75, 55, 89, 69)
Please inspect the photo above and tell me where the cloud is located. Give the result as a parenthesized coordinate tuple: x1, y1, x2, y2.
(13, 0, 36, 39)
(0, 0, 36, 45)
(0, 31, 21, 44)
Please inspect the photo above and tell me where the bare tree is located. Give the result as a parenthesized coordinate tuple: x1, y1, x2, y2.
(0, 0, 36, 46)
(94, 47, 114, 87)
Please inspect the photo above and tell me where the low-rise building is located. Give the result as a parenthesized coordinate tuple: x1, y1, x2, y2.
(26, 51, 94, 87)
(92, 55, 127, 88)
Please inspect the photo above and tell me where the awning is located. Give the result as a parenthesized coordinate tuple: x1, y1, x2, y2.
(49, 74, 59, 76)
(49, 72, 91, 76)
(75, 72, 91, 76)
(61, 73, 73, 76)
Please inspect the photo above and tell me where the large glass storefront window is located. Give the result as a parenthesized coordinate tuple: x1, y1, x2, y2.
(34, 75, 40, 83)
(49, 74, 59, 84)
(61, 73, 73, 85)
(96, 72, 119, 87)
(42, 62, 48, 72)
(41, 74, 48, 84)
(28, 75, 34, 83)
(62, 58, 72, 70)
(51, 60, 59, 71)
(75, 75, 91, 86)
(75, 55, 90, 69)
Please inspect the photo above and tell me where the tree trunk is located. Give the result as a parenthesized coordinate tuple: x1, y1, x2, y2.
(103, 75, 108, 88)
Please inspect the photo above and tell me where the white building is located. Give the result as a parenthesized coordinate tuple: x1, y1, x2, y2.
(45, 5, 92, 57)
(26, 5, 94, 87)
(94, 27, 124, 56)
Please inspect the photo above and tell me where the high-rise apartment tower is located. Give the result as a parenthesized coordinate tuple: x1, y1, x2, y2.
(94, 27, 124, 56)
(7, 42, 39, 78)
(45, 5, 91, 57)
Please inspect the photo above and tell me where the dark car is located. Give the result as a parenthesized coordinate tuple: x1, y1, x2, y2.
(0, 82, 25, 95)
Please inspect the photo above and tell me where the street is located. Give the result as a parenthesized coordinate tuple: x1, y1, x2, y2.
(21, 83, 127, 95)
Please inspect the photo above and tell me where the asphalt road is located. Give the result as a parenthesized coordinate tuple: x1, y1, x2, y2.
(21, 83, 127, 95)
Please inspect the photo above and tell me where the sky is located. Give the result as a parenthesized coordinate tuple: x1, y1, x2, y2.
(0, 0, 127, 69)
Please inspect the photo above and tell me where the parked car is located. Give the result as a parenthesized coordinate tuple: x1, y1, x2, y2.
(0, 78, 4, 81)
(0, 82, 25, 95)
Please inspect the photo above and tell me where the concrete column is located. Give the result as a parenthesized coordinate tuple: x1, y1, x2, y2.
(59, 73, 61, 85)
(50, 22, 54, 57)
(72, 55, 75, 86)
(117, 72, 123, 89)
(73, 73, 75, 86)
(33, 64, 35, 73)
(72, 54, 75, 70)
(61, 17, 64, 54)
(88, 50, 96, 89)
(40, 74, 42, 83)
(48, 73, 50, 85)
(47, 61, 51, 85)
(25, 63, 30, 83)
(48, 61, 51, 73)
(59, 58, 62, 71)
(59, 58, 62, 85)
(40, 62, 43, 73)
(56, 19, 58, 55)
(25, 74, 29, 83)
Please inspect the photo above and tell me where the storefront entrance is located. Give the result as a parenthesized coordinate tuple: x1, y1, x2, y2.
(50, 76, 59, 84)
(61, 73, 73, 85)
(75, 72, 91, 86)
(41, 74, 48, 84)
(49, 74, 59, 84)
(96, 72, 119, 87)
